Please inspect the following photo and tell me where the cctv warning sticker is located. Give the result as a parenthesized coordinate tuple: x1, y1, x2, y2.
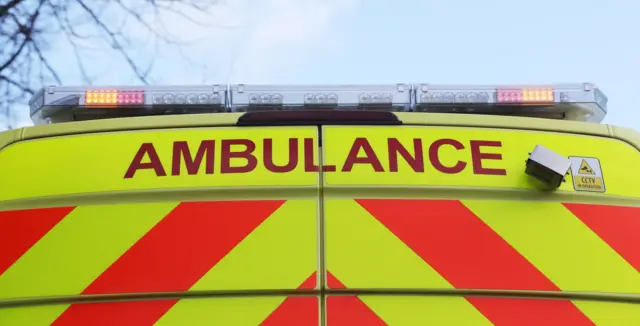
(569, 157, 606, 193)
(579, 160, 595, 174)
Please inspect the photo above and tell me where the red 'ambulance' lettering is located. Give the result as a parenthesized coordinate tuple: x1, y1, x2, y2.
(172, 140, 215, 176)
(220, 139, 257, 173)
(470, 140, 507, 175)
(125, 138, 315, 178)
(304, 138, 336, 172)
(429, 139, 466, 174)
(264, 138, 298, 173)
(124, 143, 167, 178)
(342, 138, 384, 172)
(123, 136, 507, 178)
(388, 138, 424, 172)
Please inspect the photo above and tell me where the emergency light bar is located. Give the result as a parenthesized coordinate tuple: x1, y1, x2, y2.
(415, 84, 606, 121)
(29, 85, 226, 123)
(230, 84, 411, 112)
(29, 83, 608, 125)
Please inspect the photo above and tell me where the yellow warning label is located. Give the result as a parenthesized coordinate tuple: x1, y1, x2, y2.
(574, 176, 605, 191)
(569, 156, 606, 193)
(579, 160, 595, 175)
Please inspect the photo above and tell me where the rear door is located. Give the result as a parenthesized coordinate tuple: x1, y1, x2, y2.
(321, 125, 640, 325)
(3, 121, 640, 325)
(0, 126, 321, 326)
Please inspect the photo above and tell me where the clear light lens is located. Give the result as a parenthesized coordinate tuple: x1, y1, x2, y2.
(152, 93, 221, 105)
(198, 94, 208, 104)
(271, 93, 283, 104)
(304, 94, 315, 104)
(421, 91, 492, 104)
(187, 95, 197, 104)
(248, 93, 283, 105)
(303, 93, 339, 105)
(249, 93, 260, 104)
(163, 94, 174, 104)
(477, 92, 489, 102)
(443, 92, 455, 102)
(359, 92, 393, 104)
(466, 92, 478, 102)
(175, 94, 186, 105)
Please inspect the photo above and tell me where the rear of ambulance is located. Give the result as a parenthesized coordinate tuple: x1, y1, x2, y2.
(0, 83, 639, 326)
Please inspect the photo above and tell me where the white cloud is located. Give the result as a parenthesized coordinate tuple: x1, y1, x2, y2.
(139, 0, 358, 84)
(52, 0, 358, 84)
(3, 104, 33, 130)
(226, 0, 357, 83)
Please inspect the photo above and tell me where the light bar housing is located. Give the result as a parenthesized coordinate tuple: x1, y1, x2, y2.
(30, 85, 226, 124)
(229, 84, 411, 112)
(29, 83, 608, 125)
(414, 83, 607, 122)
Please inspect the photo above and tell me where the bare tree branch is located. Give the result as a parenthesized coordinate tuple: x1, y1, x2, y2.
(0, 0, 224, 129)
(0, 75, 33, 94)
(0, 0, 46, 72)
(0, 0, 25, 17)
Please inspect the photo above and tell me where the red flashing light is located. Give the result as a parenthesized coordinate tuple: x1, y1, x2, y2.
(85, 90, 144, 106)
(497, 88, 554, 104)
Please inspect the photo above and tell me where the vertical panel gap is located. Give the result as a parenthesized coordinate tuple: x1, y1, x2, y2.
(316, 125, 327, 326)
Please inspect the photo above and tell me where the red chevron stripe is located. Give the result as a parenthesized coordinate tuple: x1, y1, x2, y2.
(0, 207, 74, 276)
(564, 203, 640, 272)
(326, 272, 386, 326)
(260, 272, 318, 326)
(469, 297, 595, 326)
(357, 199, 593, 325)
(52, 200, 283, 326)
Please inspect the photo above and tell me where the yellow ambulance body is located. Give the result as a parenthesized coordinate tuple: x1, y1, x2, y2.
(0, 84, 639, 325)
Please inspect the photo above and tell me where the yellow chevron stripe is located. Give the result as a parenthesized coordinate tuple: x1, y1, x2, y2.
(156, 200, 317, 325)
(154, 297, 298, 326)
(0, 304, 67, 326)
(464, 200, 640, 324)
(464, 200, 640, 292)
(572, 301, 640, 326)
(359, 296, 492, 326)
(0, 203, 174, 325)
(325, 199, 491, 324)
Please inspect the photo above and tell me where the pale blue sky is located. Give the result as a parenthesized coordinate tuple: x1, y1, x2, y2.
(7, 0, 639, 130)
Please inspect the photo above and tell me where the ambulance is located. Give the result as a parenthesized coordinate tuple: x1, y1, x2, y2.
(0, 83, 638, 326)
